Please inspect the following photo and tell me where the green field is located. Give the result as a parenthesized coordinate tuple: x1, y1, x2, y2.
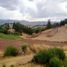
(0, 33, 21, 40)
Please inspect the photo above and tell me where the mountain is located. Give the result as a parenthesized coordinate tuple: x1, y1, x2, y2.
(0, 19, 47, 26)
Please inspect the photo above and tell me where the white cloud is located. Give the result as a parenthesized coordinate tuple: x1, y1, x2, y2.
(0, 0, 67, 21)
(59, 2, 67, 13)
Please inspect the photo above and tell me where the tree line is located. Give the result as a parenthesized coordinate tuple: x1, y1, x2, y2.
(0, 19, 67, 35)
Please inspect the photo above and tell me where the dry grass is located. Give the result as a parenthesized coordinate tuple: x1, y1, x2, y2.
(0, 44, 67, 67)
(34, 26, 67, 41)
(19, 63, 44, 67)
(0, 54, 34, 67)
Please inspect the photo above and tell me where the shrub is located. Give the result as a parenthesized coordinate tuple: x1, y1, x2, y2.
(50, 48, 66, 60)
(4, 46, 18, 56)
(46, 49, 55, 62)
(21, 44, 27, 54)
(32, 50, 49, 64)
(49, 57, 62, 67)
(32, 48, 65, 64)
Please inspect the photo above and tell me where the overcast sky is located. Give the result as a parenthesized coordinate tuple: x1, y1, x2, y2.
(0, 0, 67, 21)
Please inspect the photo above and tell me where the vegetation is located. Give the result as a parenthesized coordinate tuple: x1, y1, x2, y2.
(46, 20, 52, 29)
(32, 26, 45, 33)
(49, 57, 62, 67)
(0, 18, 67, 36)
(0, 33, 21, 40)
(45, 18, 67, 30)
(0, 19, 67, 67)
(32, 48, 66, 67)
(60, 19, 67, 26)
(48, 48, 66, 60)
(21, 44, 27, 54)
(63, 58, 67, 67)
(32, 50, 49, 64)
(0, 23, 10, 34)
(4, 46, 18, 56)
(0, 21, 50, 36)
(13, 22, 34, 35)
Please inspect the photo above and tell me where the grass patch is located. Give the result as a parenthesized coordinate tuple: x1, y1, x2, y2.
(0, 33, 21, 40)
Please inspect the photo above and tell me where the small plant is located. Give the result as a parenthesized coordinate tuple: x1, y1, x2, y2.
(49, 57, 62, 67)
(4, 46, 18, 56)
(21, 44, 27, 54)
(2, 64, 6, 67)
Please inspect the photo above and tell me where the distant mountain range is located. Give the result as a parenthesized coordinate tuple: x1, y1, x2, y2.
(0, 19, 47, 26)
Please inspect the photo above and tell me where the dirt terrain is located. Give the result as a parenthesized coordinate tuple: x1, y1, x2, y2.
(0, 54, 34, 67)
(0, 39, 67, 53)
(33, 26, 67, 41)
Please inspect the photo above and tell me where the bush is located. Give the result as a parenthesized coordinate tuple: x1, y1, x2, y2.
(50, 48, 66, 60)
(4, 46, 18, 56)
(32, 48, 66, 65)
(32, 50, 49, 64)
(49, 57, 62, 67)
(21, 44, 27, 54)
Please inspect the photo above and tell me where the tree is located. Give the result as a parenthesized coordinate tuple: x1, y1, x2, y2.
(13, 22, 23, 34)
(2, 23, 10, 34)
(60, 19, 67, 26)
(13, 22, 33, 35)
(52, 23, 60, 28)
(46, 19, 52, 29)
(0, 25, 4, 33)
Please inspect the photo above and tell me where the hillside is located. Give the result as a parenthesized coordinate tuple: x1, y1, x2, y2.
(33, 26, 67, 42)
(0, 19, 46, 26)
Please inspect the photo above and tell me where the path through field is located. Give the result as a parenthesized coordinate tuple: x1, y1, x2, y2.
(0, 54, 34, 67)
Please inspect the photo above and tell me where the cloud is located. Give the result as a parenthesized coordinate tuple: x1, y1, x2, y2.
(0, 7, 23, 19)
(0, 0, 67, 21)
(0, 0, 19, 10)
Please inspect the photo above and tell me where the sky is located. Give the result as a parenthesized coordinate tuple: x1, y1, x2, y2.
(0, 0, 67, 21)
